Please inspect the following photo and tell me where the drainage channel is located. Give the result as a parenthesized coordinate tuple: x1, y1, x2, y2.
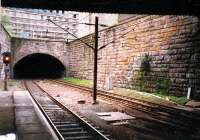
(24, 81, 112, 140)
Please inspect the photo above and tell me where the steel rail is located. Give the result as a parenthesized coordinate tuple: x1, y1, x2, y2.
(48, 80, 200, 133)
(28, 80, 111, 140)
(24, 81, 65, 140)
(50, 80, 200, 117)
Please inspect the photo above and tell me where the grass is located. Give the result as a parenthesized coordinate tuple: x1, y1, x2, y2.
(63, 77, 92, 88)
(112, 88, 188, 106)
(111, 88, 176, 106)
(154, 93, 188, 105)
(169, 96, 188, 105)
(62, 77, 188, 106)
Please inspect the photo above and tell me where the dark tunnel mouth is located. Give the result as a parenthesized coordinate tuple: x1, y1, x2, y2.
(13, 53, 66, 79)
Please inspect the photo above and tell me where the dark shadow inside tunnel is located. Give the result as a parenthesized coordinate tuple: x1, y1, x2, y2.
(13, 53, 66, 79)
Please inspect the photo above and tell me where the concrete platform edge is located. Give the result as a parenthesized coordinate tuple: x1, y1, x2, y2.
(27, 91, 59, 140)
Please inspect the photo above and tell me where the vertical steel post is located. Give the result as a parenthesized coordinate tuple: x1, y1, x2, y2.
(93, 17, 98, 104)
(4, 64, 8, 91)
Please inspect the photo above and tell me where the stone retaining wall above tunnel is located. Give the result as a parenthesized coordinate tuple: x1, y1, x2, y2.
(11, 38, 69, 78)
(68, 15, 200, 98)
(0, 25, 11, 79)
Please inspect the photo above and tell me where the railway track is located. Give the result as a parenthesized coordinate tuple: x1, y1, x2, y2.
(49, 80, 200, 133)
(24, 80, 113, 140)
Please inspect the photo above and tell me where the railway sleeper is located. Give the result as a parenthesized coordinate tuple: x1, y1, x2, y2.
(46, 111, 67, 117)
(45, 111, 65, 115)
(51, 118, 70, 122)
(64, 135, 94, 140)
(61, 131, 89, 137)
(58, 127, 84, 132)
(56, 123, 80, 128)
(53, 121, 74, 125)
(43, 107, 63, 110)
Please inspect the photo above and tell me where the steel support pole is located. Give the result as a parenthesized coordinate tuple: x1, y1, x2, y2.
(4, 64, 8, 91)
(92, 17, 98, 104)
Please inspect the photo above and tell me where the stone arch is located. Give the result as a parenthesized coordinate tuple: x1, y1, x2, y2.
(12, 38, 68, 67)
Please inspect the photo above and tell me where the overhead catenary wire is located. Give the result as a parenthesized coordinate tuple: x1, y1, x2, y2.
(48, 18, 134, 51)
(47, 18, 94, 50)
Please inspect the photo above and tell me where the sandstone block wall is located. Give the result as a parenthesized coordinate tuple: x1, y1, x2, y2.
(68, 15, 200, 98)
(0, 25, 11, 79)
(11, 38, 69, 78)
(11, 38, 68, 66)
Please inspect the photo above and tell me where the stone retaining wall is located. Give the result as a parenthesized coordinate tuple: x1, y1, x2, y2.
(68, 15, 200, 98)
(0, 25, 11, 79)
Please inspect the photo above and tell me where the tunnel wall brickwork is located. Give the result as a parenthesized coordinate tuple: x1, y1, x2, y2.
(68, 15, 200, 98)
(0, 25, 11, 79)
(11, 38, 69, 68)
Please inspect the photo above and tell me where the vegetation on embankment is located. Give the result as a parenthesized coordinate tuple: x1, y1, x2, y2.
(63, 77, 92, 88)
(63, 77, 188, 106)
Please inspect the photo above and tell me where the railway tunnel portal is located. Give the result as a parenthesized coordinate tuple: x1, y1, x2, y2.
(13, 53, 66, 79)
(11, 38, 68, 79)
